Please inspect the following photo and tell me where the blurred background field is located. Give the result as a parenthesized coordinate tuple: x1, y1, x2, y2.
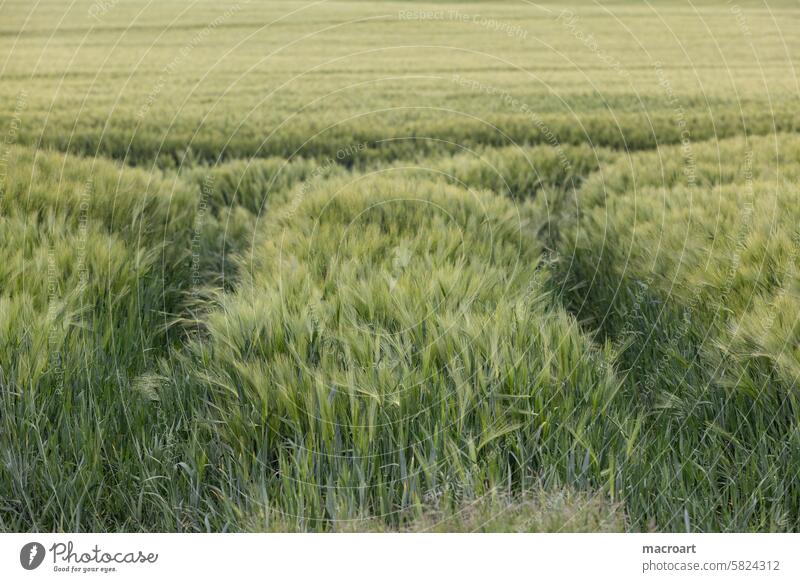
(2, 0, 799, 163)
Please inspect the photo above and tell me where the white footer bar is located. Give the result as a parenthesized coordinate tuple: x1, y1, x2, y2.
(1, 533, 797, 581)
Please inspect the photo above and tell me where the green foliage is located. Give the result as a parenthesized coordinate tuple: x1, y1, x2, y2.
(185, 156, 344, 217)
(0, 146, 251, 531)
(2, 0, 800, 533)
(560, 134, 800, 531)
(2, 0, 798, 167)
(402, 489, 626, 533)
(246, 489, 626, 533)
(187, 175, 622, 529)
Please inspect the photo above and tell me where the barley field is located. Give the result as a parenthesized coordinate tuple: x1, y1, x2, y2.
(1, 0, 799, 532)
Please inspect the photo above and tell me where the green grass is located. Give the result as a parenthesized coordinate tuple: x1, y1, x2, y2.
(246, 489, 627, 532)
(2, 0, 799, 165)
(183, 173, 622, 530)
(1, 0, 800, 532)
(561, 133, 800, 530)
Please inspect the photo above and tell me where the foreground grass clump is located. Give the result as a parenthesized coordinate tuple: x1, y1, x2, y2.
(4, 134, 799, 532)
(0, 146, 253, 531)
(559, 133, 800, 531)
(568, 133, 800, 385)
(185, 173, 623, 530)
